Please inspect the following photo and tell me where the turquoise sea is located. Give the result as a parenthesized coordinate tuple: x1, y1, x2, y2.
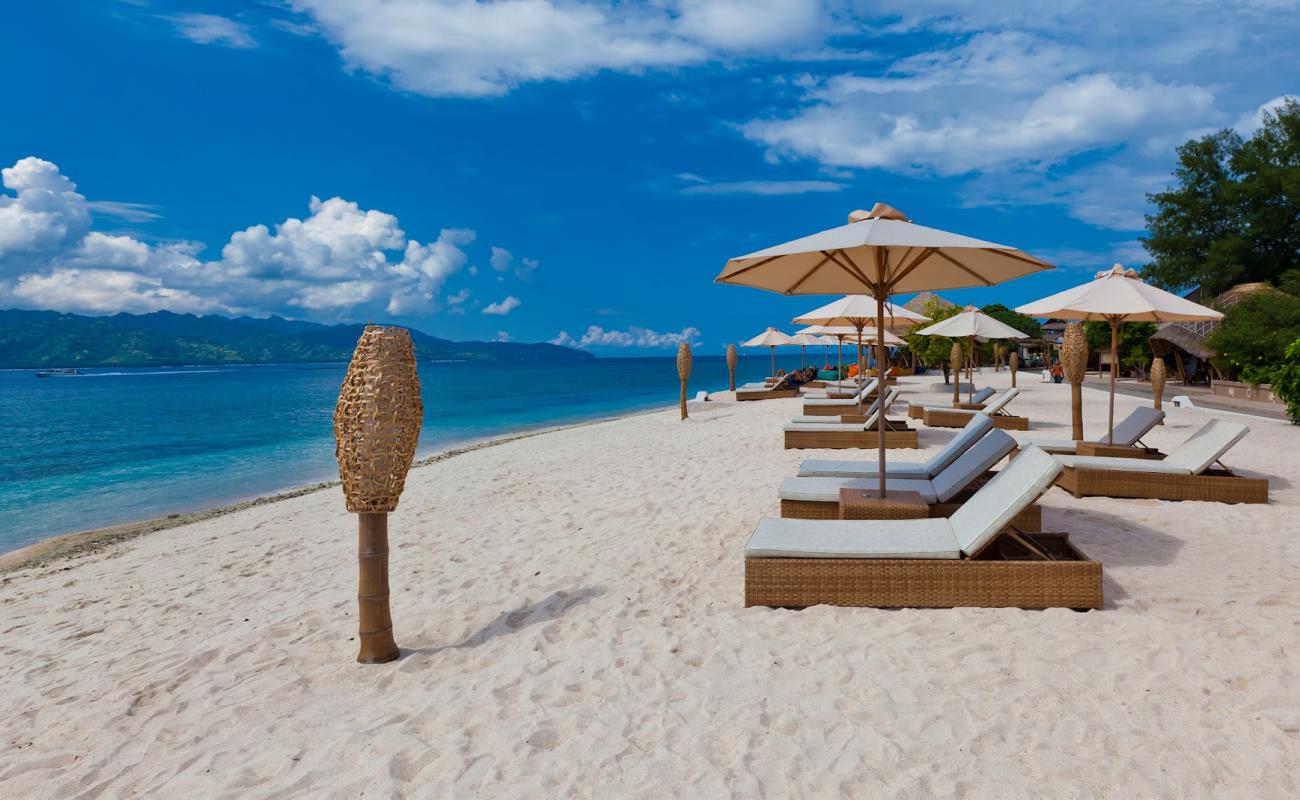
(0, 353, 827, 554)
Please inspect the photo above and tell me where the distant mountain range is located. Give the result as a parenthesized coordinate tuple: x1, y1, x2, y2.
(0, 309, 593, 368)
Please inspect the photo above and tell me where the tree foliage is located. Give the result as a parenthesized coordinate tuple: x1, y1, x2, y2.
(1271, 338, 1300, 423)
(904, 300, 961, 372)
(1206, 287, 1300, 383)
(1083, 320, 1159, 377)
(1143, 99, 1300, 295)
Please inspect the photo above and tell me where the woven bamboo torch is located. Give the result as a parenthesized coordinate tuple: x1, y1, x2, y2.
(1062, 322, 1087, 441)
(725, 344, 737, 392)
(1009, 350, 1019, 388)
(950, 340, 962, 405)
(677, 342, 693, 420)
(1150, 356, 1166, 420)
(334, 325, 423, 664)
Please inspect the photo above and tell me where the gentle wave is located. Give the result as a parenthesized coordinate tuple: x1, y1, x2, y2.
(81, 369, 226, 377)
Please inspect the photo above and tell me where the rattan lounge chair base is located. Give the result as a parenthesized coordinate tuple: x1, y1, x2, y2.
(737, 388, 798, 401)
(779, 498, 1042, 531)
(924, 408, 1029, 430)
(784, 428, 919, 450)
(1056, 467, 1268, 503)
(745, 533, 1101, 609)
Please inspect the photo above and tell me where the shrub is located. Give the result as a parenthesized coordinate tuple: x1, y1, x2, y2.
(1272, 338, 1300, 424)
(1207, 291, 1300, 380)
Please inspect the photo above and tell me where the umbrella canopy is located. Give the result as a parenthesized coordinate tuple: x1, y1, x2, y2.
(1016, 264, 1222, 441)
(792, 295, 929, 332)
(915, 305, 1029, 402)
(798, 324, 902, 382)
(741, 327, 799, 378)
(717, 202, 1053, 496)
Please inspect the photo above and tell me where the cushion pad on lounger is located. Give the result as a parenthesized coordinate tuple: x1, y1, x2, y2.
(1162, 419, 1249, 474)
(949, 446, 1061, 556)
(797, 459, 932, 479)
(779, 476, 939, 504)
(745, 517, 960, 559)
(1053, 454, 1192, 474)
(923, 415, 996, 475)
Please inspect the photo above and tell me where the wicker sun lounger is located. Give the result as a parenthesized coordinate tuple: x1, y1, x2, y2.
(779, 429, 1039, 531)
(789, 387, 899, 425)
(907, 386, 995, 419)
(745, 446, 1101, 609)
(1011, 407, 1165, 456)
(922, 388, 1028, 430)
(798, 415, 996, 478)
(800, 379, 881, 414)
(1053, 419, 1267, 503)
(784, 401, 917, 450)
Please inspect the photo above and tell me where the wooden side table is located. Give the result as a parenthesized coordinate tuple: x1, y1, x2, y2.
(838, 488, 929, 520)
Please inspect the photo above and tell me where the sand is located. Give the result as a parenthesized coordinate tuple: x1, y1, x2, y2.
(2, 371, 1298, 798)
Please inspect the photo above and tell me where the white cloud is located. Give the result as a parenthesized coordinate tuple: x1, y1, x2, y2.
(494, 330, 511, 342)
(482, 295, 521, 315)
(0, 157, 476, 319)
(1234, 94, 1300, 135)
(488, 245, 539, 279)
(551, 324, 702, 349)
(85, 200, 161, 223)
(166, 13, 256, 49)
(286, 0, 829, 98)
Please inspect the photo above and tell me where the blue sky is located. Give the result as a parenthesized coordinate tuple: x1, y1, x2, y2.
(1, 1, 1296, 355)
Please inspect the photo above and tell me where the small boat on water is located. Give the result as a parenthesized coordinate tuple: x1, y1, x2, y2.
(35, 368, 81, 378)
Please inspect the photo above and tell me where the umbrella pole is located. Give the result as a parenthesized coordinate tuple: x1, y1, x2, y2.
(1108, 318, 1119, 444)
(856, 326, 864, 413)
(837, 337, 843, 381)
(801, 345, 806, 369)
(770, 346, 775, 380)
(876, 294, 887, 497)
(967, 334, 974, 403)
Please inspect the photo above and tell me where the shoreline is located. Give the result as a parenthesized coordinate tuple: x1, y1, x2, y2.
(0, 403, 673, 574)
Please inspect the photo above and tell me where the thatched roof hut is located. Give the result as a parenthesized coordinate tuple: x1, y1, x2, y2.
(1148, 281, 1280, 381)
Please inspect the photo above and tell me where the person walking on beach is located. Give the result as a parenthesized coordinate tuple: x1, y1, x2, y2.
(1050, 360, 1064, 384)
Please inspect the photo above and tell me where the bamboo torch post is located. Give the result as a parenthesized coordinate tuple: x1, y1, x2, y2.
(1150, 356, 1166, 423)
(1010, 351, 1018, 388)
(950, 340, 961, 406)
(677, 343, 692, 420)
(334, 325, 423, 664)
(725, 344, 737, 392)
(1062, 322, 1086, 442)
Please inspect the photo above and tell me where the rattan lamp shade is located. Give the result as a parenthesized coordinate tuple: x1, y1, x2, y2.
(1150, 356, 1166, 415)
(335, 326, 424, 512)
(677, 343, 693, 420)
(726, 344, 737, 391)
(333, 324, 423, 664)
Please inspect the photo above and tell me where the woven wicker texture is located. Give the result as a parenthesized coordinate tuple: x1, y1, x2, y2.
(677, 342, 692, 420)
(737, 388, 798, 401)
(784, 428, 918, 450)
(1057, 467, 1268, 503)
(726, 344, 737, 391)
(923, 408, 1029, 430)
(744, 537, 1103, 609)
(1150, 356, 1166, 411)
(334, 325, 423, 513)
(1062, 322, 1087, 382)
(838, 489, 928, 520)
(780, 499, 1042, 532)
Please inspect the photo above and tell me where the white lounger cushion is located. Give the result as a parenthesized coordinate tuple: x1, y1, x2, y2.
(1053, 454, 1191, 474)
(949, 445, 1062, 556)
(1014, 407, 1165, 453)
(745, 517, 961, 559)
(796, 460, 934, 479)
(796, 415, 994, 479)
(1163, 419, 1248, 474)
(909, 386, 996, 411)
(784, 420, 877, 434)
(780, 429, 1015, 505)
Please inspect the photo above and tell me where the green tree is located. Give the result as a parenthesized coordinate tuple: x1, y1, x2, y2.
(1083, 321, 1159, 378)
(904, 300, 961, 381)
(1271, 338, 1300, 423)
(1143, 99, 1300, 295)
(977, 303, 1041, 362)
(1206, 289, 1300, 383)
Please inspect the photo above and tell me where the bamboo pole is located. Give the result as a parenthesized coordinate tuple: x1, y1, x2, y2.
(677, 343, 692, 420)
(356, 513, 396, 663)
(950, 340, 961, 405)
(1010, 351, 1018, 388)
(725, 344, 737, 391)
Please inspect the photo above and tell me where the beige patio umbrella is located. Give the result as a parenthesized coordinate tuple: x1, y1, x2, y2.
(718, 203, 1053, 497)
(742, 327, 798, 379)
(790, 331, 832, 368)
(799, 323, 904, 382)
(914, 305, 1029, 403)
(1016, 263, 1223, 443)
(794, 299, 924, 413)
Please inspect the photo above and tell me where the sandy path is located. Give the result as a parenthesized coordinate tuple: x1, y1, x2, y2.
(2, 371, 1297, 798)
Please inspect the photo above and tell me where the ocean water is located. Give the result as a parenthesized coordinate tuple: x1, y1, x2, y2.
(0, 352, 830, 553)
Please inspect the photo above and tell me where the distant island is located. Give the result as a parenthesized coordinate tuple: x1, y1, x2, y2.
(0, 309, 593, 368)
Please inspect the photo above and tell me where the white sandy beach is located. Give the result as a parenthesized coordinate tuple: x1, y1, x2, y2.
(2, 370, 1299, 798)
